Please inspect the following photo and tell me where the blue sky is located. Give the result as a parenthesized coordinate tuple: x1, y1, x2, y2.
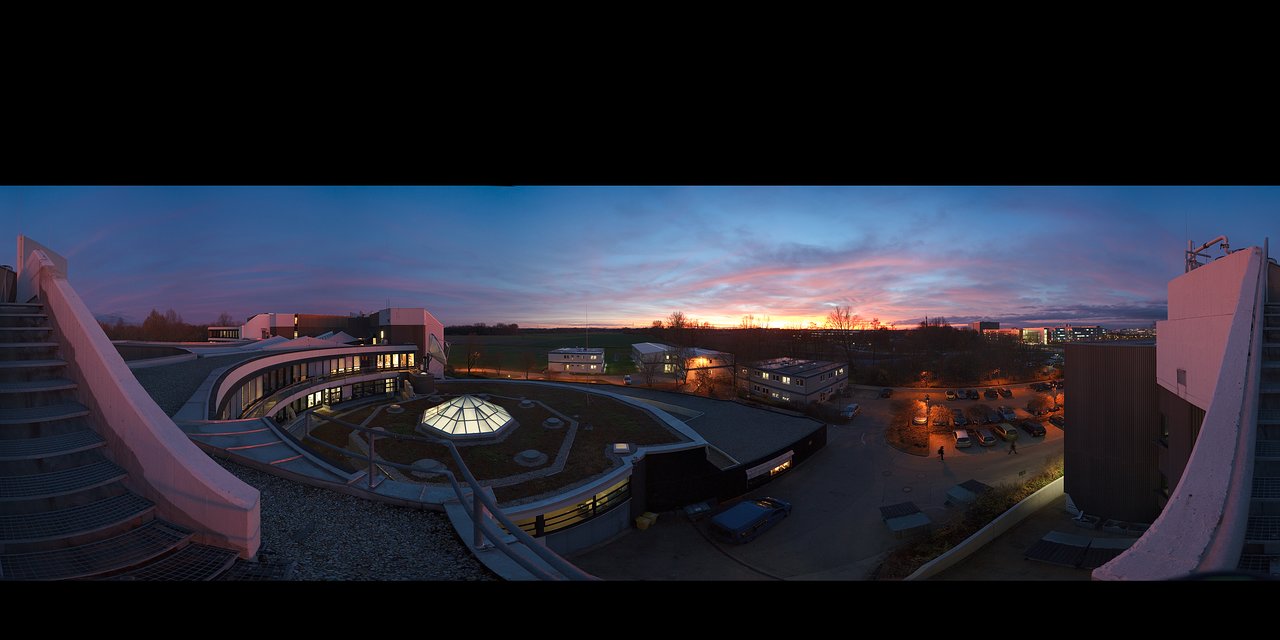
(2, 186, 1275, 329)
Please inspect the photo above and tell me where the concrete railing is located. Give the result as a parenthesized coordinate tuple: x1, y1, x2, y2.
(1094, 247, 1265, 580)
(20, 237, 261, 558)
(905, 477, 1064, 581)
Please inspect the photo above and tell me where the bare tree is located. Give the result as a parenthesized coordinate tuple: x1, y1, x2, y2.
(214, 312, 236, 326)
(520, 351, 538, 380)
(825, 305, 862, 371)
(463, 335, 482, 375)
(636, 354, 663, 387)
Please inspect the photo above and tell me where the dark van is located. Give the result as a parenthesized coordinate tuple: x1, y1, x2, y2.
(709, 497, 792, 544)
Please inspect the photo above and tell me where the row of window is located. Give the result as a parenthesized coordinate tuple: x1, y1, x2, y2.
(227, 351, 415, 419)
(296, 378, 396, 411)
(753, 370, 806, 387)
(552, 353, 600, 360)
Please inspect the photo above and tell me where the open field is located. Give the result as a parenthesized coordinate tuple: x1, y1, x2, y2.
(444, 332, 649, 375)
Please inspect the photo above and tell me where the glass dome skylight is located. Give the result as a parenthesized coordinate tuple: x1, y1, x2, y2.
(419, 395, 514, 438)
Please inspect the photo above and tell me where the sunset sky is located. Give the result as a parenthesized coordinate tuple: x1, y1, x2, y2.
(2, 186, 1276, 329)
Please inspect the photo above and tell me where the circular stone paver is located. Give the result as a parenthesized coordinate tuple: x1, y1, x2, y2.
(410, 459, 446, 479)
(542, 417, 564, 429)
(519, 400, 535, 409)
(514, 450, 548, 467)
(387, 404, 404, 414)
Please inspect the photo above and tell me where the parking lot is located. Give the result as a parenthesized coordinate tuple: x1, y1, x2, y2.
(571, 380, 1065, 580)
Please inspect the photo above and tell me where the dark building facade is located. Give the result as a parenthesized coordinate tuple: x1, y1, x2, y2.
(1063, 341, 1163, 523)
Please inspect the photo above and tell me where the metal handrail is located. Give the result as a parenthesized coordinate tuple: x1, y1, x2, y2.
(309, 411, 599, 581)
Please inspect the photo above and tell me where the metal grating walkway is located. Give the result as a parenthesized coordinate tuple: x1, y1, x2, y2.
(1246, 515, 1280, 542)
(0, 492, 153, 543)
(0, 519, 190, 580)
(0, 459, 127, 501)
(0, 402, 89, 425)
(1252, 477, 1280, 500)
(0, 429, 104, 461)
(1257, 440, 1280, 459)
(1238, 554, 1280, 575)
(216, 558, 297, 581)
(103, 544, 238, 581)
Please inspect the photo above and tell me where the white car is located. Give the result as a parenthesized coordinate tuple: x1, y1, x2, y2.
(840, 403, 861, 419)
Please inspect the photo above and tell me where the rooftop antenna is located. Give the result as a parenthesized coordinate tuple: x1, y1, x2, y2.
(1185, 235, 1231, 273)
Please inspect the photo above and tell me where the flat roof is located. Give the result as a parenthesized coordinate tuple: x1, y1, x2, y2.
(601, 386, 823, 463)
(550, 347, 604, 354)
(1064, 340, 1155, 347)
(632, 342, 675, 354)
(749, 357, 842, 376)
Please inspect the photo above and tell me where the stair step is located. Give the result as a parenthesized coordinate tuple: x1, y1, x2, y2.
(102, 543, 239, 581)
(0, 519, 190, 581)
(0, 459, 128, 501)
(0, 314, 48, 318)
(1253, 477, 1280, 501)
(1257, 440, 1280, 459)
(216, 557, 297, 581)
(0, 429, 104, 461)
(0, 342, 58, 349)
(0, 359, 66, 370)
(0, 378, 76, 394)
(1246, 515, 1280, 542)
(0, 402, 89, 425)
(0, 492, 154, 544)
(1237, 554, 1280, 575)
(0, 326, 52, 332)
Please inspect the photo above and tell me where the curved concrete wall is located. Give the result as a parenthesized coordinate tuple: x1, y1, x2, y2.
(22, 239, 261, 558)
(1095, 247, 1263, 580)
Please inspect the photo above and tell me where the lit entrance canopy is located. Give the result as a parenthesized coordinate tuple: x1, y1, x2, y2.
(419, 395, 514, 438)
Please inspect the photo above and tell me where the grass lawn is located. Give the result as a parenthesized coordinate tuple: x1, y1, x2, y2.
(301, 380, 685, 505)
(444, 332, 650, 375)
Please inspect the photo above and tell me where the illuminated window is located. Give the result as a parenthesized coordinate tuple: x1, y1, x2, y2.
(380, 330, 385, 340)
(407, 353, 414, 368)
(293, 330, 299, 339)
(782, 376, 791, 385)
(590, 365, 597, 369)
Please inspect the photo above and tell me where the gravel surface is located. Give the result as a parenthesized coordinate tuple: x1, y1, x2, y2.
(216, 458, 496, 581)
(131, 353, 263, 416)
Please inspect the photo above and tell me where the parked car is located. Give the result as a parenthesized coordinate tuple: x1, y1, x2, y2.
(946, 390, 957, 400)
(1049, 415, 1065, 428)
(840, 403, 861, 419)
(709, 497, 792, 544)
(912, 415, 927, 425)
(990, 422, 1018, 441)
(985, 410, 1003, 424)
(1020, 420, 1047, 437)
(983, 388, 998, 400)
(952, 409, 967, 426)
(624, 374, 632, 385)
(933, 415, 950, 426)
(999, 406, 1018, 421)
(953, 429, 972, 448)
(999, 387, 1013, 399)
(880, 388, 893, 398)
(974, 429, 997, 446)
(966, 389, 979, 400)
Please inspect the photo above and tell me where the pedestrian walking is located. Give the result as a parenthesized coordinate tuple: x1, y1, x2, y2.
(1009, 440, 1018, 455)
(938, 445, 945, 461)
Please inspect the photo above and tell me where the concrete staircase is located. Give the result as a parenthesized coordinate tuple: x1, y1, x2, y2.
(0, 301, 282, 580)
(1240, 301, 1280, 575)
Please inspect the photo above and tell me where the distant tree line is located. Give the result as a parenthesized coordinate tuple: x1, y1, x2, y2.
(443, 322, 520, 335)
(99, 308, 233, 342)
